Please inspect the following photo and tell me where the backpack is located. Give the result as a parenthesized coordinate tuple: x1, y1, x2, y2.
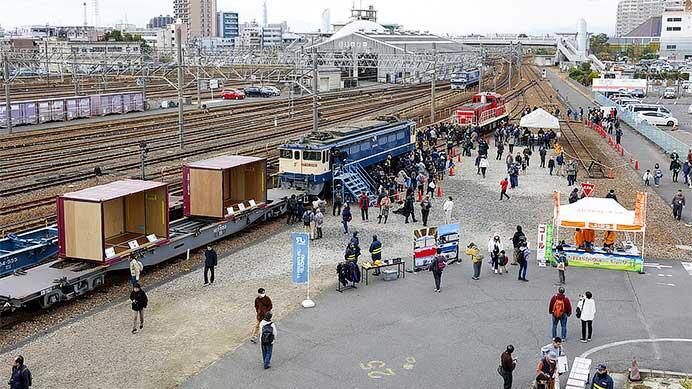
(261, 322, 275, 345)
(437, 258, 447, 271)
(553, 298, 565, 318)
(303, 211, 313, 223)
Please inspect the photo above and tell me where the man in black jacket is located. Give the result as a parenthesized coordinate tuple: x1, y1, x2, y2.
(204, 245, 218, 286)
(130, 283, 148, 333)
(511, 226, 525, 265)
(9, 355, 32, 389)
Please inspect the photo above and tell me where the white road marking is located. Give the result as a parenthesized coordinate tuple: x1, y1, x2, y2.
(655, 282, 676, 287)
(682, 262, 692, 277)
(656, 274, 673, 277)
(644, 263, 673, 269)
(580, 338, 692, 358)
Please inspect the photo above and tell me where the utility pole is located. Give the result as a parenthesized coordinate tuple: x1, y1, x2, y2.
(3, 54, 13, 134)
(72, 51, 79, 96)
(196, 45, 201, 108)
(139, 142, 148, 180)
(430, 50, 437, 123)
(44, 39, 50, 85)
(478, 44, 483, 94)
(176, 24, 185, 149)
(311, 47, 319, 132)
(141, 65, 147, 107)
(509, 42, 513, 89)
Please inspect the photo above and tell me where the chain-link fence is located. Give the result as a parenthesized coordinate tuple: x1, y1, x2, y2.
(594, 92, 689, 154)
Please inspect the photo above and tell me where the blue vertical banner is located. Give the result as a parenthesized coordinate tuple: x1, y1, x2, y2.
(292, 232, 309, 284)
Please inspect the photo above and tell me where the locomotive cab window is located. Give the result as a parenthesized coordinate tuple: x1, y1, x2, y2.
(303, 151, 321, 161)
(294, 151, 300, 159)
(322, 151, 328, 163)
(280, 149, 293, 159)
(396, 131, 405, 140)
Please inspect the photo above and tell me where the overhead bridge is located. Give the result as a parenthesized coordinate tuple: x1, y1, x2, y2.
(455, 36, 557, 48)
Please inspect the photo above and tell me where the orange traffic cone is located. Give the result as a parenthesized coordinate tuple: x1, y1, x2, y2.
(620, 146, 624, 157)
(607, 136, 613, 145)
(436, 183, 443, 197)
(457, 153, 461, 162)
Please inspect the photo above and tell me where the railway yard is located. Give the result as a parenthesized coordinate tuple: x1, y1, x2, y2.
(1, 52, 692, 388)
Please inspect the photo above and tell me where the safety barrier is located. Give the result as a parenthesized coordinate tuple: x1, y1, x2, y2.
(593, 92, 688, 155)
(584, 119, 638, 173)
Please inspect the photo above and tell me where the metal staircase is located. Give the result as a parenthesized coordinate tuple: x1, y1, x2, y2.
(333, 163, 378, 207)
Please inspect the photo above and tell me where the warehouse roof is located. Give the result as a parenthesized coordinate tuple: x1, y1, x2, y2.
(187, 155, 265, 170)
(63, 179, 167, 201)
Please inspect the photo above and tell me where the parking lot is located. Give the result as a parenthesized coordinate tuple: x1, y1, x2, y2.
(639, 94, 692, 135)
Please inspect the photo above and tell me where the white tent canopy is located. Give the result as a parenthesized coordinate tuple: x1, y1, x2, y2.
(555, 196, 645, 232)
(519, 108, 560, 129)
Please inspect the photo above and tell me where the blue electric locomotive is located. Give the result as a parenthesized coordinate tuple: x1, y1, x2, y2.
(278, 118, 415, 195)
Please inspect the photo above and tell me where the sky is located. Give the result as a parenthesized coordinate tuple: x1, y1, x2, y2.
(0, 0, 621, 35)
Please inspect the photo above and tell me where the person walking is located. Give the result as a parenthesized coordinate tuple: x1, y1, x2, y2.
(511, 225, 526, 265)
(358, 191, 370, 222)
(539, 146, 547, 168)
(313, 208, 324, 239)
(566, 161, 577, 186)
(341, 203, 352, 234)
(555, 246, 566, 285)
(672, 190, 686, 221)
(653, 164, 663, 187)
(259, 312, 277, 369)
(549, 287, 572, 340)
(129, 257, 143, 287)
(251, 288, 273, 343)
(615, 127, 622, 145)
(9, 356, 32, 389)
(488, 234, 503, 274)
(590, 364, 614, 389)
(378, 194, 391, 224)
(420, 194, 432, 227)
(577, 291, 596, 343)
(547, 156, 555, 175)
(466, 242, 483, 280)
(443, 196, 454, 224)
(429, 248, 446, 292)
(556, 153, 565, 176)
(499, 178, 510, 200)
(404, 193, 417, 223)
(671, 158, 682, 183)
(518, 245, 529, 281)
(130, 283, 148, 334)
(203, 245, 218, 286)
(499, 345, 516, 389)
(479, 155, 489, 178)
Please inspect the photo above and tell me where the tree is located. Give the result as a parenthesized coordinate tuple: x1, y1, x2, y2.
(589, 33, 609, 55)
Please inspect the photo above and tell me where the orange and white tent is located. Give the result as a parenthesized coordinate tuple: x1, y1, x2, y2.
(553, 191, 647, 232)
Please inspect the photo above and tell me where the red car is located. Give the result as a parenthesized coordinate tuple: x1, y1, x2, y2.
(221, 89, 245, 100)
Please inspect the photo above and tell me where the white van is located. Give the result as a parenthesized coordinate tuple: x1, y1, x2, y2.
(627, 104, 671, 115)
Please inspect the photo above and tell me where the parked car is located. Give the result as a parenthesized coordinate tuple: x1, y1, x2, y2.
(244, 86, 270, 97)
(631, 89, 646, 98)
(261, 86, 281, 96)
(221, 89, 245, 100)
(636, 111, 678, 127)
(615, 97, 641, 107)
(663, 87, 676, 99)
(627, 104, 671, 115)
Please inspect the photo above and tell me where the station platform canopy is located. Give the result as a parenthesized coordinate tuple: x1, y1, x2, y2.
(519, 108, 560, 129)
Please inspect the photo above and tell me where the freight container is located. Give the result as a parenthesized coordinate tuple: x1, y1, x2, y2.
(77, 96, 90, 118)
(66, 98, 79, 120)
(183, 156, 267, 219)
(50, 99, 65, 121)
(57, 180, 169, 262)
(21, 101, 37, 125)
(111, 94, 123, 114)
(38, 101, 52, 123)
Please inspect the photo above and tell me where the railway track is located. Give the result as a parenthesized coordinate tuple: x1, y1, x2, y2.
(1, 66, 518, 234)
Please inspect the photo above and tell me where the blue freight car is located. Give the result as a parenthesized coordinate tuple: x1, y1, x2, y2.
(0, 227, 58, 278)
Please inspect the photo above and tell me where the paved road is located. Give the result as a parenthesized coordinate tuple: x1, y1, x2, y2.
(546, 69, 692, 224)
(183, 259, 692, 389)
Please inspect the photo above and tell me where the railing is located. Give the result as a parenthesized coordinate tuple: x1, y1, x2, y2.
(594, 92, 689, 154)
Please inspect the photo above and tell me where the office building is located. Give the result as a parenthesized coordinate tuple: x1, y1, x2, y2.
(659, 0, 692, 59)
(173, 0, 217, 42)
(217, 11, 239, 39)
(147, 15, 175, 29)
(616, 0, 665, 36)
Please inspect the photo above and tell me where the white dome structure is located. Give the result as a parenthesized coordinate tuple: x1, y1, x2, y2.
(329, 20, 386, 41)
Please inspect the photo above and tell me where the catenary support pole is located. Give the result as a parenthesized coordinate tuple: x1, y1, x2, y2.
(196, 46, 201, 107)
(312, 47, 319, 132)
(3, 55, 12, 134)
(431, 51, 437, 123)
(176, 25, 185, 149)
(509, 42, 513, 89)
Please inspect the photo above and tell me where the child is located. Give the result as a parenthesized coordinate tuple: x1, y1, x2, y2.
(642, 169, 652, 186)
(653, 164, 663, 187)
(498, 250, 509, 274)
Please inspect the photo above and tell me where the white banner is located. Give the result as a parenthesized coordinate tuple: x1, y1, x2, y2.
(537, 224, 547, 263)
(591, 78, 647, 93)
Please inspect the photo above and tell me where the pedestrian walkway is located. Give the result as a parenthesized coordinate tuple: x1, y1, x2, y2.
(546, 69, 692, 224)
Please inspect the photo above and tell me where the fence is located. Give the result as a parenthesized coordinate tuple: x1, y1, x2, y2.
(593, 92, 688, 155)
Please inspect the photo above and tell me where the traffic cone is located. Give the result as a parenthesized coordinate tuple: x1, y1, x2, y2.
(457, 152, 461, 162)
(608, 136, 613, 145)
(620, 146, 624, 156)
(418, 190, 423, 202)
(634, 160, 639, 170)
(436, 183, 443, 197)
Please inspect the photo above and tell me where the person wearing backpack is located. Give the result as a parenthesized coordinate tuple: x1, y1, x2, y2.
(549, 287, 572, 340)
(259, 312, 277, 369)
(578, 291, 596, 343)
(429, 248, 446, 293)
(302, 207, 314, 237)
(9, 355, 32, 389)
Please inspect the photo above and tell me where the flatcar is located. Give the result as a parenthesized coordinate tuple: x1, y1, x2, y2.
(278, 118, 416, 196)
(455, 92, 508, 131)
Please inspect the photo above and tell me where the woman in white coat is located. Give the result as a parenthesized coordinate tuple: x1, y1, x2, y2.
(578, 291, 596, 343)
(487, 235, 503, 274)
